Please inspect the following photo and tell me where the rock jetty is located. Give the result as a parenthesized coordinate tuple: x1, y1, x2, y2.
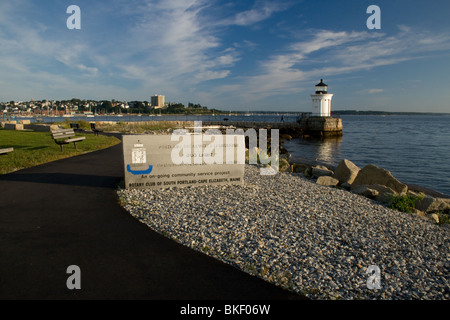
(283, 156, 450, 225)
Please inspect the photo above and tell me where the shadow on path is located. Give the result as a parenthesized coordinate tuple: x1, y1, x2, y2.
(1, 172, 120, 188)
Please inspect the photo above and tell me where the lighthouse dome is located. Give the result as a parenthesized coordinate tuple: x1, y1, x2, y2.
(315, 79, 328, 94)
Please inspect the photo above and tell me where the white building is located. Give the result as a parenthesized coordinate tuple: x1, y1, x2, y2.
(310, 79, 333, 117)
(151, 94, 165, 109)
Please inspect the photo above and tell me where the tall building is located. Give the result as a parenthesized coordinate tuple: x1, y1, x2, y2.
(310, 79, 333, 117)
(151, 94, 165, 109)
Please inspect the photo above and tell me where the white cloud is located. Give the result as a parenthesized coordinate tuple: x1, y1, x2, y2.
(229, 1, 289, 26)
(229, 26, 450, 101)
(290, 30, 377, 55)
(76, 64, 99, 76)
(0, 0, 291, 102)
(124, 0, 225, 81)
(0, 0, 102, 100)
(110, 0, 288, 96)
(195, 70, 231, 81)
(121, 65, 151, 80)
(366, 89, 384, 94)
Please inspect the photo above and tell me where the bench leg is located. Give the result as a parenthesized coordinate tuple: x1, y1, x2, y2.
(73, 142, 77, 150)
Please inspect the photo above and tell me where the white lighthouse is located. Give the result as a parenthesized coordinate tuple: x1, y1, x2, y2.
(311, 79, 333, 117)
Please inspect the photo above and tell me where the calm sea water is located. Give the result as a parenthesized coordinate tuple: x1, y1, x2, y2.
(10, 113, 298, 123)
(11, 113, 450, 195)
(283, 114, 450, 196)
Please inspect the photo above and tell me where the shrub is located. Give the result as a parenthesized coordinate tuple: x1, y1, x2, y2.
(438, 213, 450, 225)
(389, 194, 424, 213)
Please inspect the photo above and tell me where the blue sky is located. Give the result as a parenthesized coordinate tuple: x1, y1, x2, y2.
(1, 0, 449, 112)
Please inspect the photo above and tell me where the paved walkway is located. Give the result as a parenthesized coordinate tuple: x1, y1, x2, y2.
(0, 135, 305, 300)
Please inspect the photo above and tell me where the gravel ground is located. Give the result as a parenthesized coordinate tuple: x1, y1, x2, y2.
(117, 165, 449, 300)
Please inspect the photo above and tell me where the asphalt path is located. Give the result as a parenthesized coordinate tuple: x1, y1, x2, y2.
(0, 134, 306, 300)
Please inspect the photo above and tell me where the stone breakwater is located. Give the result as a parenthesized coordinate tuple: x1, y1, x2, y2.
(279, 154, 450, 224)
(117, 165, 449, 300)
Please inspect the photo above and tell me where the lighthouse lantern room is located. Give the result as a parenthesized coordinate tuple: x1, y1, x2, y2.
(311, 79, 333, 117)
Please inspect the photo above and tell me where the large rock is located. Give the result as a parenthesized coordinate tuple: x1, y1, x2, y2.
(340, 182, 352, 190)
(4, 123, 24, 131)
(316, 176, 339, 187)
(312, 165, 333, 177)
(427, 213, 440, 224)
(352, 186, 379, 199)
(292, 163, 309, 173)
(332, 159, 360, 184)
(280, 134, 293, 141)
(352, 164, 408, 194)
(278, 158, 291, 172)
(375, 192, 395, 205)
(415, 196, 450, 213)
(356, 184, 397, 204)
(366, 184, 397, 195)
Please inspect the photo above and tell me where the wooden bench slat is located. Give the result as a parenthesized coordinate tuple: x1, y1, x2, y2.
(65, 137, 86, 143)
(52, 130, 72, 133)
(53, 133, 74, 138)
(52, 129, 75, 138)
(52, 129, 73, 132)
(52, 129, 74, 134)
(0, 147, 14, 155)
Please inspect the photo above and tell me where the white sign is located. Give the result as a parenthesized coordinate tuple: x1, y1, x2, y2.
(122, 134, 245, 190)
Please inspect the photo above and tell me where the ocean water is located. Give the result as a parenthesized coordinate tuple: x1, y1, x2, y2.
(10, 113, 298, 124)
(11, 113, 450, 195)
(283, 114, 450, 196)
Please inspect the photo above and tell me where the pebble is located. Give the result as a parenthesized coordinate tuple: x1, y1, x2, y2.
(117, 165, 450, 300)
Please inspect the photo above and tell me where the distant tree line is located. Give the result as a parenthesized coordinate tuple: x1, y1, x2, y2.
(2, 98, 227, 115)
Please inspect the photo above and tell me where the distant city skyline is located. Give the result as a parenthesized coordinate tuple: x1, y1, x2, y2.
(0, 0, 449, 113)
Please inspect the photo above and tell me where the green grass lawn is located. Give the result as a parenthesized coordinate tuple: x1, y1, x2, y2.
(0, 128, 121, 174)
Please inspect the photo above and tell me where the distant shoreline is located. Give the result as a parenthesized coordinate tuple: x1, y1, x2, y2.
(3, 110, 449, 119)
(332, 110, 450, 116)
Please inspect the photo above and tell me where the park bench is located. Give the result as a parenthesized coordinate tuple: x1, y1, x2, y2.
(70, 123, 82, 132)
(51, 129, 86, 151)
(0, 147, 14, 155)
(90, 123, 103, 136)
